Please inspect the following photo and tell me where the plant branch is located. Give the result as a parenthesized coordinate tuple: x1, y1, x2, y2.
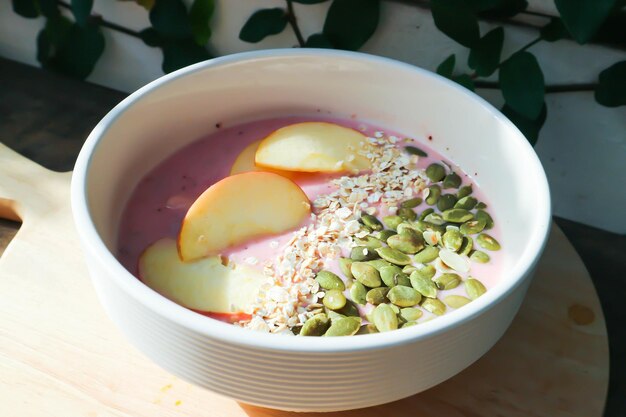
(474, 80, 598, 93)
(285, 0, 306, 47)
(57, 0, 143, 39)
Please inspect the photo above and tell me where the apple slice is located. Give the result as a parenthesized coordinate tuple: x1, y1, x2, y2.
(178, 171, 310, 261)
(255, 122, 372, 173)
(230, 140, 295, 178)
(139, 238, 266, 314)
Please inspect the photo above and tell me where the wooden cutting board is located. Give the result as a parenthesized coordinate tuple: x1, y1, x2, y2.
(0, 143, 609, 417)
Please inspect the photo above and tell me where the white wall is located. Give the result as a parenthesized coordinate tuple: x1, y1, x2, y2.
(1, 0, 624, 232)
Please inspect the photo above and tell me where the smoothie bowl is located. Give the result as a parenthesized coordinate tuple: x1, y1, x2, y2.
(71, 50, 550, 412)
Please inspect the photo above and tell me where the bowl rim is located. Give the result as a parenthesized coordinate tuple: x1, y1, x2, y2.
(71, 49, 551, 352)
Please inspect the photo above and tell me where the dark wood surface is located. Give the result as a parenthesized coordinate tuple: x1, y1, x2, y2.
(1, 57, 624, 416)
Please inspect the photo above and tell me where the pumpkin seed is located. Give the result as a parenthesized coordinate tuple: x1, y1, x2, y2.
(372, 304, 398, 332)
(400, 307, 423, 322)
(351, 262, 382, 287)
(475, 210, 494, 229)
(350, 246, 379, 261)
(387, 285, 422, 307)
(401, 321, 419, 328)
(414, 246, 440, 263)
(396, 274, 412, 287)
(375, 229, 397, 242)
(458, 236, 473, 256)
(454, 196, 478, 210)
(418, 220, 446, 234)
(476, 233, 501, 251)
(367, 259, 392, 271)
(350, 281, 367, 305)
(437, 194, 458, 211)
(389, 303, 400, 314)
(324, 316, 361, 336)
(339, 258, 354, 279)
(422, 298, 446, 316)
(315, 270, 345, 291)
(366, 287, 389, 305)
(442, 172, 462, 189)
(404, 145, 428, 157)
(354, 236, 384, 250)
(417, 264, 436, 279)
(441, 208, 474, 223)
(397, 222, 419, 235)
(323, 289, 347, 310)
(424, 212, 445, 225)
(383, 215, 404, 231)
(398, 207, 417, 221)
(356, 323, 379, 335)
(439, 248, 470, 272)
(465, 278, 487, 300)
(300, 314, 330, 336)
(387, 233, 424, 254)
(360, 214, 383, 231)
(376, 247, 412, 265)
(401, 197, 423, 208)
(442, 229, 463, 251)
(433, 273, 462, 290)
(402, 264, 418, 274)
(335, 300, 360, 317)
(426, 163, 446, 182)
(475, 202, 487, 209)
(425, 185, 442, 205)
(457, 184, 473, 199)
(444, 295, 471, 309)
(380, 265, 403, 287)
(470, 250, 490, 263)
(409, 270, 438, 298)
(423, 229, 442, 246)
(460, 219, 486, 235)
(419, 208, 435, 220)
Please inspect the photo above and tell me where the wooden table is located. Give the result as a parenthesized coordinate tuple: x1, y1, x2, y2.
(1, 57, 624, 416)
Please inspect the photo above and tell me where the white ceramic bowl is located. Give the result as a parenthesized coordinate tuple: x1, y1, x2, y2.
(71, 50, 551, 412)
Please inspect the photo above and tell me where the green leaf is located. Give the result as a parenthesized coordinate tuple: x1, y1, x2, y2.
(478, 0, 528, 18)
(323, 0, 380, 51)
(12, 0, 39, 18)
(540, 18, 569, 42)
(501, 102, 547, 145)
(239, 8, 288, 43)
(292, 0, 329, 3)
(117, 0, 155, 9)
(452, 74, 475, 91)
(431, 0, 479, 48)
(38, 0, 60, 17)
(71, 0, 93, 27)
(436, 54, 455, 78)
(468, 27, 504, 76)
(139, 27, 164, 47)
(45, 22, 105, 79)
(499, 52, 545, 119)
(592, 9, 626, 48)
(304, 33, 334, 48)
(161, 39, 211, 73)
(42, 14, 73, 48)
(189, 0, 214, 46)
(595, 61, 626, 107)
(555, 0, 618, 44)
(150, 0, 192, 39)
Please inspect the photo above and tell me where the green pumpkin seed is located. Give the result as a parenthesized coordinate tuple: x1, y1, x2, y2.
(351, 262, 382, 287)
(470, 250, 490, 263)
(458, 236, 473, 256)
(419, 208, 435, 220)
(372, 304, 398, 332)
(360, 214, 383, 231)
(396, 222, 419, 235)
(409, 270, 438, 298)
(454, 196, 477, 210)
(402, 264, 418, 274)
(401, 197, 423, 208)
(418, 220, 446, 234)
(300, 314, 330, 336)
(376, 247, 412, 265)
(315, 270, 345, 291)
(366, 287, 389, 305)
(380, 265, 403, 287)
(350, 246, 379, 261)
(388, 303, 400, 314)
(475, 210, 494, 229)
(323, 289, 347, 310)
(425, 185, 442, 205)
(426, 163, 446, 182)
(433, 273, 462, 290)
(367, 259, 392, 271)
(400, 307, 423, 322)
(375, 229, 397, 242)
(476, 233, 501, 251)
(339, 258, 354, 279)
(465, 278, 487, 300)
(396, 274, 411, 287)
(414, 246, 440, 263)
(350, 281, 367, 305)
(397, 207, 417, 221)
(422, 298, 446, 316)
(324, 316, 361, 337)
(354, 236, 384, 250)
(424, 212, 445, 225)
(387, 285, 422, 307)
(404, 145, 428, 157)
(442, 172, 462, 189)
(335, 300, 360, 318)
(437, 194, 458, 211)
(416, 264, 436, 280)
(475, 202, 487, 209)
(356, 323, 379, 335)
(444, 295, 471, 309)
(387, 233, 425, 254)
(457, 184, 473, 199)
(401, 321, 419, 328)
(326, 309, 345, 324)
(442, 229, 463, 251)
(383, 215, 404, 231)
(441, 208, 474, 223)
(460, 219, 486, 235)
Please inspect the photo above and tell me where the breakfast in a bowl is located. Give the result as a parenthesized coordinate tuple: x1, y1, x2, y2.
(118, 117, 502, 336)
